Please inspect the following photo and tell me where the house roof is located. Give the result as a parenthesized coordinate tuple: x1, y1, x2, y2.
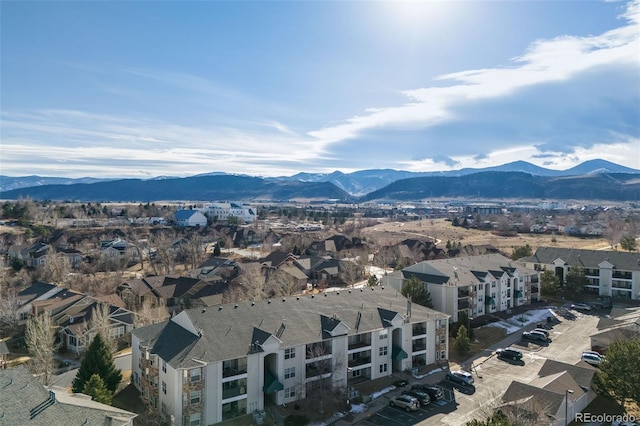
(134, 285, 449, 369)
(0, 366, 136, 425)
(257, 252, 297, 268)
(17, 282, 58, 304)
(501, 381, 565, 417)
(402, 253, 536, 287)
(520, 247, 640, 271)
(174, 210, 204, 220)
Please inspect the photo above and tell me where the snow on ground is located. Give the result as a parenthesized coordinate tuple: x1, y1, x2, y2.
(413, 366, 445, 380)
(480, 308, 556, 335)
(371, 386, 396, 399)
(350, 404, 368, 413)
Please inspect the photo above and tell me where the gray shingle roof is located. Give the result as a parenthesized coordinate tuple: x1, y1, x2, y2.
(521, 247, 640, 270)
(403, 253, 536, 287)
(537, 359, 596, 390)
(134, 286, 448, 369)
(0, 366, 136, 425)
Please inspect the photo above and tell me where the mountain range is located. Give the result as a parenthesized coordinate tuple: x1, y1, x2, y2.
(1, 159, 638, 202)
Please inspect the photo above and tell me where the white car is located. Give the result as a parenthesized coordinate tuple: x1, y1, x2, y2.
(571, 303, 592, 311)
(581, 351, 605, 366)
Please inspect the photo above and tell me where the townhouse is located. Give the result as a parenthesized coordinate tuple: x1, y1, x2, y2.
(519, 247, 640, 301)
(131, 286, 449, 425)
(383, 253, 540, 323)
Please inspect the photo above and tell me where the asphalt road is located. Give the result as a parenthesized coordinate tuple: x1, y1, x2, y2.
(358, 306, 606, 426)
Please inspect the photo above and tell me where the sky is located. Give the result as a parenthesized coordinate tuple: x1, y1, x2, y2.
(1, 0, 639, 179)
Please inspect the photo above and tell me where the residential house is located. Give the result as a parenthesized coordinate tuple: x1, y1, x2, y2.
(116, 276, 216, 313)
(131, 286, 449, 424)
(100, 238, 140, 263)
(0, 365, 137, 425)
(383, 253, 540, 323)
(56, 247, 83, 268)
(25, 287, 134, 354)
(197, 257, 239, 282)
(501, 359, 596, 426)
(519, 247, 640, 300)
(8, 242, 49, 268)
(175, 210, 208, 227)
(294, 255, 340, 286)
(16, 282, 63, 323)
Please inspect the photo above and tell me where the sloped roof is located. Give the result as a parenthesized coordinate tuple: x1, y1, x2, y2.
(17, 282, 58, 304)
(258, 251, 296, 268)
(174, 210, 203, 220)
(521, 247, 640, 270)
(134, 285, 449, 369)
(0, 366, 136, 425)
(501, 381, 565, 417)
(403, 253, 536, 287)
(537, 359, 596, 392)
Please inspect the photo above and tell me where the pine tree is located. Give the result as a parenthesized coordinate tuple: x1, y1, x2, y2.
(73, 333, 122, 394)
(401, 275, 433, 308)
(454, 325, 470, 355)
(83, 374, 113, 405)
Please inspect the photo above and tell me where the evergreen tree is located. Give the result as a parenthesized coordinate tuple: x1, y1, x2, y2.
(454, 325, 470, 355)
(83, 374, 113, 405)
(401, 275, 433, 308)
(540, 270, 561, 297)
(367, 275, 379, 287)
(213, 244, 221, 257)
(565, 266, 587, 295)
(596, 338, 640, 407)
(620, 235, 637, 252)
(511, 244, 533, 260)
(73, 333, 122, 394)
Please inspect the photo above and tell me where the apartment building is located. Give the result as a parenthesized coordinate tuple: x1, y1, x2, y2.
(383, 254, 540, 323)
(200, 202, 256, 223)
(131, 286, 449, 424)
(520, 247, 640, 300)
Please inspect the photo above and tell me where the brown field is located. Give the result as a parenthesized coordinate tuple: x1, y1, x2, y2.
(360, 218, 612, 255)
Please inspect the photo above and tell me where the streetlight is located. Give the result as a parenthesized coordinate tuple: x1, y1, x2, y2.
(565, 389, 574, 426)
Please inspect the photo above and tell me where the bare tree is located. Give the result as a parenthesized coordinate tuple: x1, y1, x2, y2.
(40, 246, 71, 284)
(225, 263, 268, 303)
(0, 288, 21, 336)
(184, 234, 206, 270)
(134, 300, 169, 328)
(89, 302, 117, 353)
(149, 230, 176, 275)
(25, 313, 56, 385)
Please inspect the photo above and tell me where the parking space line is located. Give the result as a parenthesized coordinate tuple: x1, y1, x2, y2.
(373, 411, 407, 424)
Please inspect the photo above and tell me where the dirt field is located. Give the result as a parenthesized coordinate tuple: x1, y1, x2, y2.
(360, 218, 612, 255)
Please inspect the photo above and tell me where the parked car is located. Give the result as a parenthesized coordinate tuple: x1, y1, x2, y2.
(392, 379, 408, 388)
(581, 351, 606, 366)
(389, 395, 420, 411)
(522, 330, 551, 342)
(412, 384, 444, 401)
(402, 390, 431, 406)
(446, 370, 475, 386)
(533, 328, 550, 337)
(496, 347, 523, 361)
(571, 303, 592, 311)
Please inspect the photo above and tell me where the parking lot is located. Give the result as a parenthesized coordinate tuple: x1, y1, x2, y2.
(356, 306, 610, 425)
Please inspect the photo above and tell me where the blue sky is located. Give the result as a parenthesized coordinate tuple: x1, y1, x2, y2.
(1, 0, 639, 178)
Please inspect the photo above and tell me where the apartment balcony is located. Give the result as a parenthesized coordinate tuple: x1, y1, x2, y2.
(348, 356, 371, 368)
(530, 286, 539, 294)
(412, 324, 427, 337)
(222, 358, 248, 379)
(306, 362, 332, 378)
(412, 340, 426, 353)
(458, 299, 470, 310)
(222, 378, 247, 400)
(307, 342, 332, 360)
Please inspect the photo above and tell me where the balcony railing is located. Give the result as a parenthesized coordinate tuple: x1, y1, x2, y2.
(412, 342, 426, 352)
(348, 356, 371, 368)
(458, 299, 470, 309)
(223, 367, 247, 378)
(412, 326, 426, 336)
(348, 341, 371, 351)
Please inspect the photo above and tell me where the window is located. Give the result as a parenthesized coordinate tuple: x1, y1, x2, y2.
(184, 413, 201, 426)
(284, 387, 296, 399)
(68, 336, 77, 346)
(352, 369, 362, 378)
(190, 390, 201, 405)
(478, 284, 483, 290)
(379, 363, 388, 374)
(492, 283, 496, 288)
(284, 367, 295, 379)
(162, 360, 167, 373)
(379, 329, 388, 339)
(440, 351, 446, 359)
(190, 368, 201, 383)
(285, 347, 296, 359)
(110, 326, 125, 339)
(162, 381, 166, 394)
(379, 346, 388, 357)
